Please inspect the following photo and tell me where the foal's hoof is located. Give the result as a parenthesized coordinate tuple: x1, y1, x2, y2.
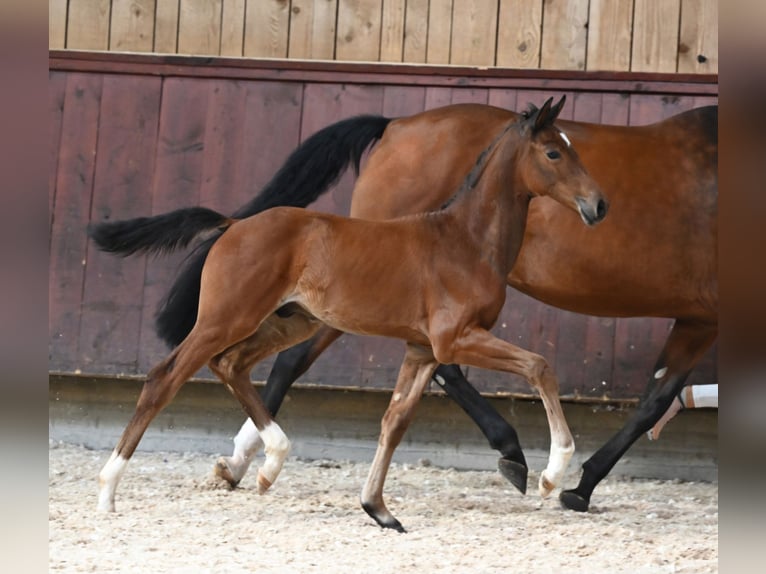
(214, 457, 240, 488)
(256, 472, 273, 495)
(559, 489, 590, 512)
(497, 458, 528, 495)
(361, 503, 406, 533)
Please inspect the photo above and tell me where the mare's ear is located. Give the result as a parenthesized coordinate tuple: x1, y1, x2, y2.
(532, 95, 566, 133)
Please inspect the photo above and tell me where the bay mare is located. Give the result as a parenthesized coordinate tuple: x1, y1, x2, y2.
(91, 98, 607, 530)
(94, 101, 717, 513)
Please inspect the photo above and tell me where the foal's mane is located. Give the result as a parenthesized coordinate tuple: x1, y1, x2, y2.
(439, 118, 520, 210)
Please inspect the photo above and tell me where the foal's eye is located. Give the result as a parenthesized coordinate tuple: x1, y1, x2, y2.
(546, 150, 561, 160)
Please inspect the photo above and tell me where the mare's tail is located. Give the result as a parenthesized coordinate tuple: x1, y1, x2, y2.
(152, 114, 391, 347)
(88, 207, 233, 257)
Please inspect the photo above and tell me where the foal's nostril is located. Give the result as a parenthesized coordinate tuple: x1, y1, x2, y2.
(596, 199, 608, 220)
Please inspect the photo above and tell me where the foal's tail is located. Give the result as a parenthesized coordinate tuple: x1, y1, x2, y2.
(91, 114, 391, 348)
(88, 207, 233, 257)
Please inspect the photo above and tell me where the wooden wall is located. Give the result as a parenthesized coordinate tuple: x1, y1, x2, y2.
(49, 0, 717, 73)
(49, 51, 717, 401)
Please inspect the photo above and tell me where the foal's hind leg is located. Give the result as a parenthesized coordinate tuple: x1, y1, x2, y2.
(98, 331, 227, 511)
(434, 328, 574, 498)
(361, 344, 438, 532)
(216, 324, 343, 487)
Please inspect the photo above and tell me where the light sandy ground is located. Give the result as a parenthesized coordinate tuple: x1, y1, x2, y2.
(49, 441, 717, 574)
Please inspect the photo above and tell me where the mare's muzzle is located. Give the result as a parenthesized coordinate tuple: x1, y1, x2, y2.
(575, 196, 609, 226)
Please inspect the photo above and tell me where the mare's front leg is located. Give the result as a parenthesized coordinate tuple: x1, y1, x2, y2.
(215, 324, 343, 487)
(361, 344, 438, 532)
(434, 328, 574, 498)
(433, 364, 528, 494)
(559, 319, 717, 512)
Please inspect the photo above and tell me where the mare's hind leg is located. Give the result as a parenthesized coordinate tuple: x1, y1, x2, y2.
(211, 313, 327, 486)
(361, 344, 438, 532)
(559, 319, 717, 512)
(98, 329, 230, 512)
(434, 327, 574, 498)
(433, 364, 528, 494)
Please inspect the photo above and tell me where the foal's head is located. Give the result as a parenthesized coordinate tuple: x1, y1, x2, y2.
(516, 96, 608, 226)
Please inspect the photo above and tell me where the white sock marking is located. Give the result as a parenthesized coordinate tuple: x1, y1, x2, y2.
(98, 450, 128, 512)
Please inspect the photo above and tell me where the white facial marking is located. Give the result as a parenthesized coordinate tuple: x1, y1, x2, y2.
(558, 129, 571, 147)
(654, 367, 668, 379)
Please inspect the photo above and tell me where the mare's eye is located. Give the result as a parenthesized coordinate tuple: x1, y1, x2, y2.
(546, 150, 561, 160)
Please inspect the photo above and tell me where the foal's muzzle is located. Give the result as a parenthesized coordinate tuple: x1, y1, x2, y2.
(575, 196, 609, 226)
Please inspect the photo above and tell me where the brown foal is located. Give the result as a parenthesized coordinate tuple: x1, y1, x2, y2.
(94, 96, 607, 530)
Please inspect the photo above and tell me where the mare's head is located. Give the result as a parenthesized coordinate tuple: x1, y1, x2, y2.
(516, 96, 608, 226)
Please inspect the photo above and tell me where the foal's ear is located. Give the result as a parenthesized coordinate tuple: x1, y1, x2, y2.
(533, 95, 566, 133)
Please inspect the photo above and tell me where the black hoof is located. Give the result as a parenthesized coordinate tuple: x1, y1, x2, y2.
(497, 458, 528, 495)
(362, 502, 407, 533)
(559, 489, 590, 512)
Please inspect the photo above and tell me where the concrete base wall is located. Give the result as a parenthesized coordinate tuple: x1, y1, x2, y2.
(49, 375, 717, 483)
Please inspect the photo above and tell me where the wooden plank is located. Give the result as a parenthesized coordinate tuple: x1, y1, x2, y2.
(49, 72, 67, 230)
(49, 0, 68, 49)
(80, 75, 161, 375)
(426, 0, 452, 64)
(138, 77, 211, 373)
(678, 0, 718, 73)
(154, 0, 180, 53)
(631, 0, 681, 72)
(382, 85, 426, 118)
(178, 0, 222, 56)
(600, 93, 631, 126)
(586, 0, 633, 71)
(336, 0, 383, 62)
(67, 0, 111, 50)
(613, 317, 673, 398)
(450, 0, 498, 66)
(487, 89, 518, 112)
(540, 0, 589, 70)
(49, 73, 103, 372)
(244, 0, 290, 58)
(496, 0, 542, 68)
(424, 87, 453, 110)
(403, 0, 429, 63)
(380, 0, 405, 62)
(450, 87, 489, 105)
(571, 92, 603, 124)
(220, 0, 246, 57)
(196, 80, 249, 214)
(110, 0, 155, 52)
(288, 0, 338, 60)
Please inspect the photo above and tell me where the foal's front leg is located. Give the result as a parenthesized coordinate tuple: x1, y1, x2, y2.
(434, 327, 575, 498)
(361, 344, 438, 532)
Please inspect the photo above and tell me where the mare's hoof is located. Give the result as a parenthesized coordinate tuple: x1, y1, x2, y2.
(214, 458, 240, 488)
(497, 458, 528, 495)
(559, 489, 590, 512)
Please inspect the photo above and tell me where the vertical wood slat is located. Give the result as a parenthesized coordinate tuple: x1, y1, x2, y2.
(678, 0, 718, 73)
(49, 0, 68, 49)
(49, 74, 103, 371)
(380, 0, 405, 62)
(80, 75, 161, 374)
(450, 0, 498, 66)
(137, 78, 211, 373)
(49, 72, 67, 229)
(110, 0, 156, 52)
(154, 0, 180, 53)
(220, 0, 246, 57)
(426, 0, 452, 64)
(540, 0, 589, 70)
(178, 0, 222, 56)
(244, 0, 291, 58)
(336, 0, 383, 62)
(403, 0, 429, 63)
(496, 0, 542, 69)
(586, 0, 634, 71)
(631, 0, 681, 72)
(67, 0, 111, 50)
(288, 0, 338, 60)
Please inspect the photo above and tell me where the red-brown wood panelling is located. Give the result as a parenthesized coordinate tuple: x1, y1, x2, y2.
(49, 52, 718, 400)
